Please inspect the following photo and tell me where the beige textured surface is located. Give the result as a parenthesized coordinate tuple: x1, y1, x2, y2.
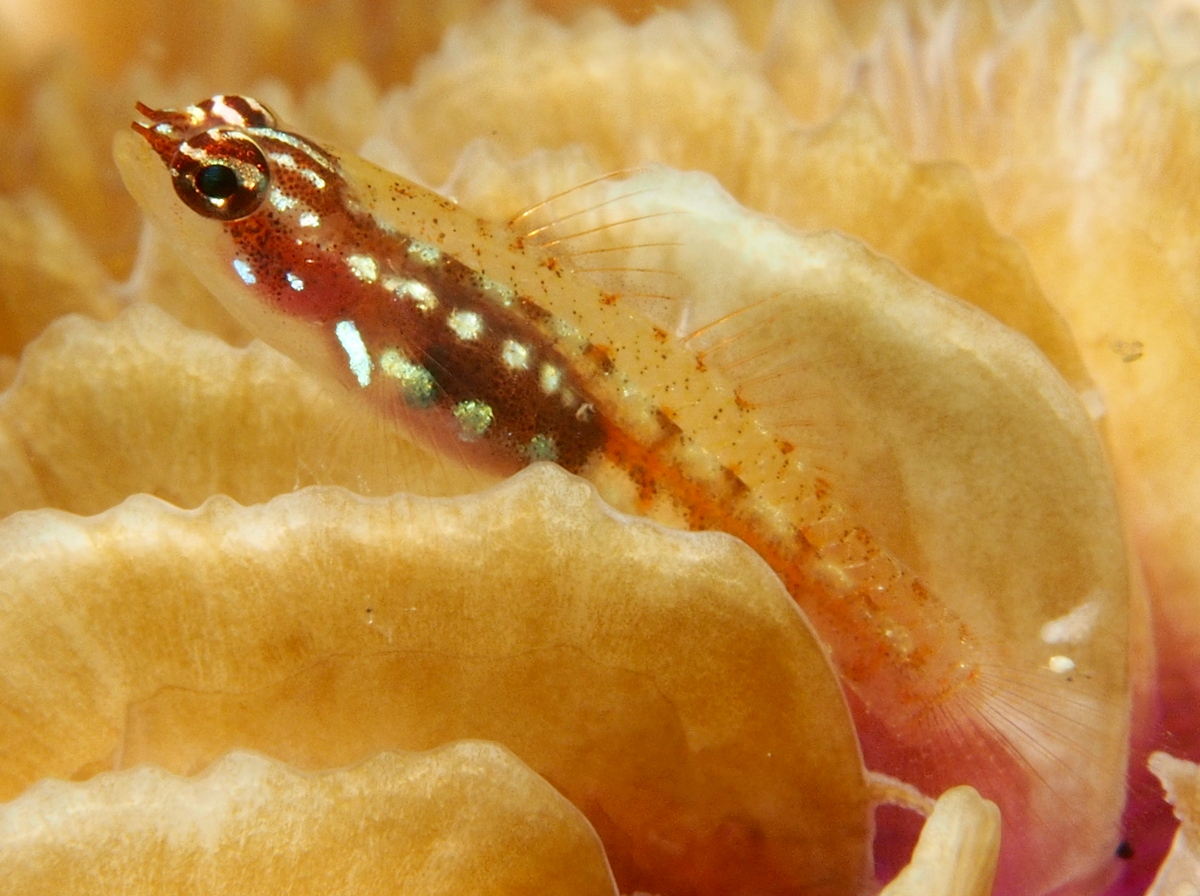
(0, 743, 618, 896)
(0, 465, 871, 896)
(880, 787, 1001, 896)
(1147, 753, 1200, 896)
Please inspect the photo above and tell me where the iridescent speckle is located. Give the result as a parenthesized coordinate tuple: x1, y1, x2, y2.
(539, 363, 562, 395)
(334, 320, 373, 387)
(477, 274, 516, 307)
(269, 187, 298, 212)
(346, 254, 379, 283)
(264, 129, 335, 169)
(523, 433, 559, 462)
(452, 399, 494, 441)
(407, 239, 441, 266)
(232, 258, 256, 285)
(379, 348, 438, 408)
(501, 339, 531, 370)
(447, 309, 484, 341)
(298, 210, 320, 227)
(383, 276, 439, 314)
(286, 272, 305, 291)
(299, 168, 327, 190)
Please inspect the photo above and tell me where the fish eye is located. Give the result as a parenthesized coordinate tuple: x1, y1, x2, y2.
(169, 129, 270, 221)
(194, 164, 240, 199)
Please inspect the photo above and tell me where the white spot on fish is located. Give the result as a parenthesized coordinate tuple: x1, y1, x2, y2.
(178, 143, 206, 163)
(346, 254, 379, 283)
(300, 168, 326, 189)
(269, 187, 297, 211)
(447, 309, 484, 341)
(379, 348, 437, 407)
(298, 210, 320, 228)
(453, 399, 494, 441)
(233, 258, 256, 285)
(382, 276, 438, 313)
(210, 96, 245, 126)
(501, 339, 531, 370)
(335, 320, 373, 387)
(407, 239, 441, 266)
(539, 363, 562, 395)
(286, 272, 305, 291)
(478, 274, 516, 307)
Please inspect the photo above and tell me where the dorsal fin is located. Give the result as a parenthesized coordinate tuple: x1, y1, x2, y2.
(683, 290, 922, 567)
(684, 294, 828, 437)
(507, 168, 686, 324)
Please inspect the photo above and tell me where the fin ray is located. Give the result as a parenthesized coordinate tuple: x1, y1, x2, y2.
(508, 170, 687, 321)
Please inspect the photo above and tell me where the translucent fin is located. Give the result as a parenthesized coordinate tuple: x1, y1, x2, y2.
(890, 657, 1127, 893)
(683, 291, 921, 564)
(508, 169, 686, 324)
(299, 368, 494, 501)
(686, 293, 839, 435)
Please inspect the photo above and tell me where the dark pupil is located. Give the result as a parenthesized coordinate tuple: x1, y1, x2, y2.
(195, 164, 240, 199)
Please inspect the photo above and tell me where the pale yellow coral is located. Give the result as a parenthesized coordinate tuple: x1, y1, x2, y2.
(0, 464, 873, 893)
(880, 786, 1001, 896)
(0, 743, 619, 896)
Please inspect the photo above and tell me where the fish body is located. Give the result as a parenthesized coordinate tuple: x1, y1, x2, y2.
(119, 95, 978, 729)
